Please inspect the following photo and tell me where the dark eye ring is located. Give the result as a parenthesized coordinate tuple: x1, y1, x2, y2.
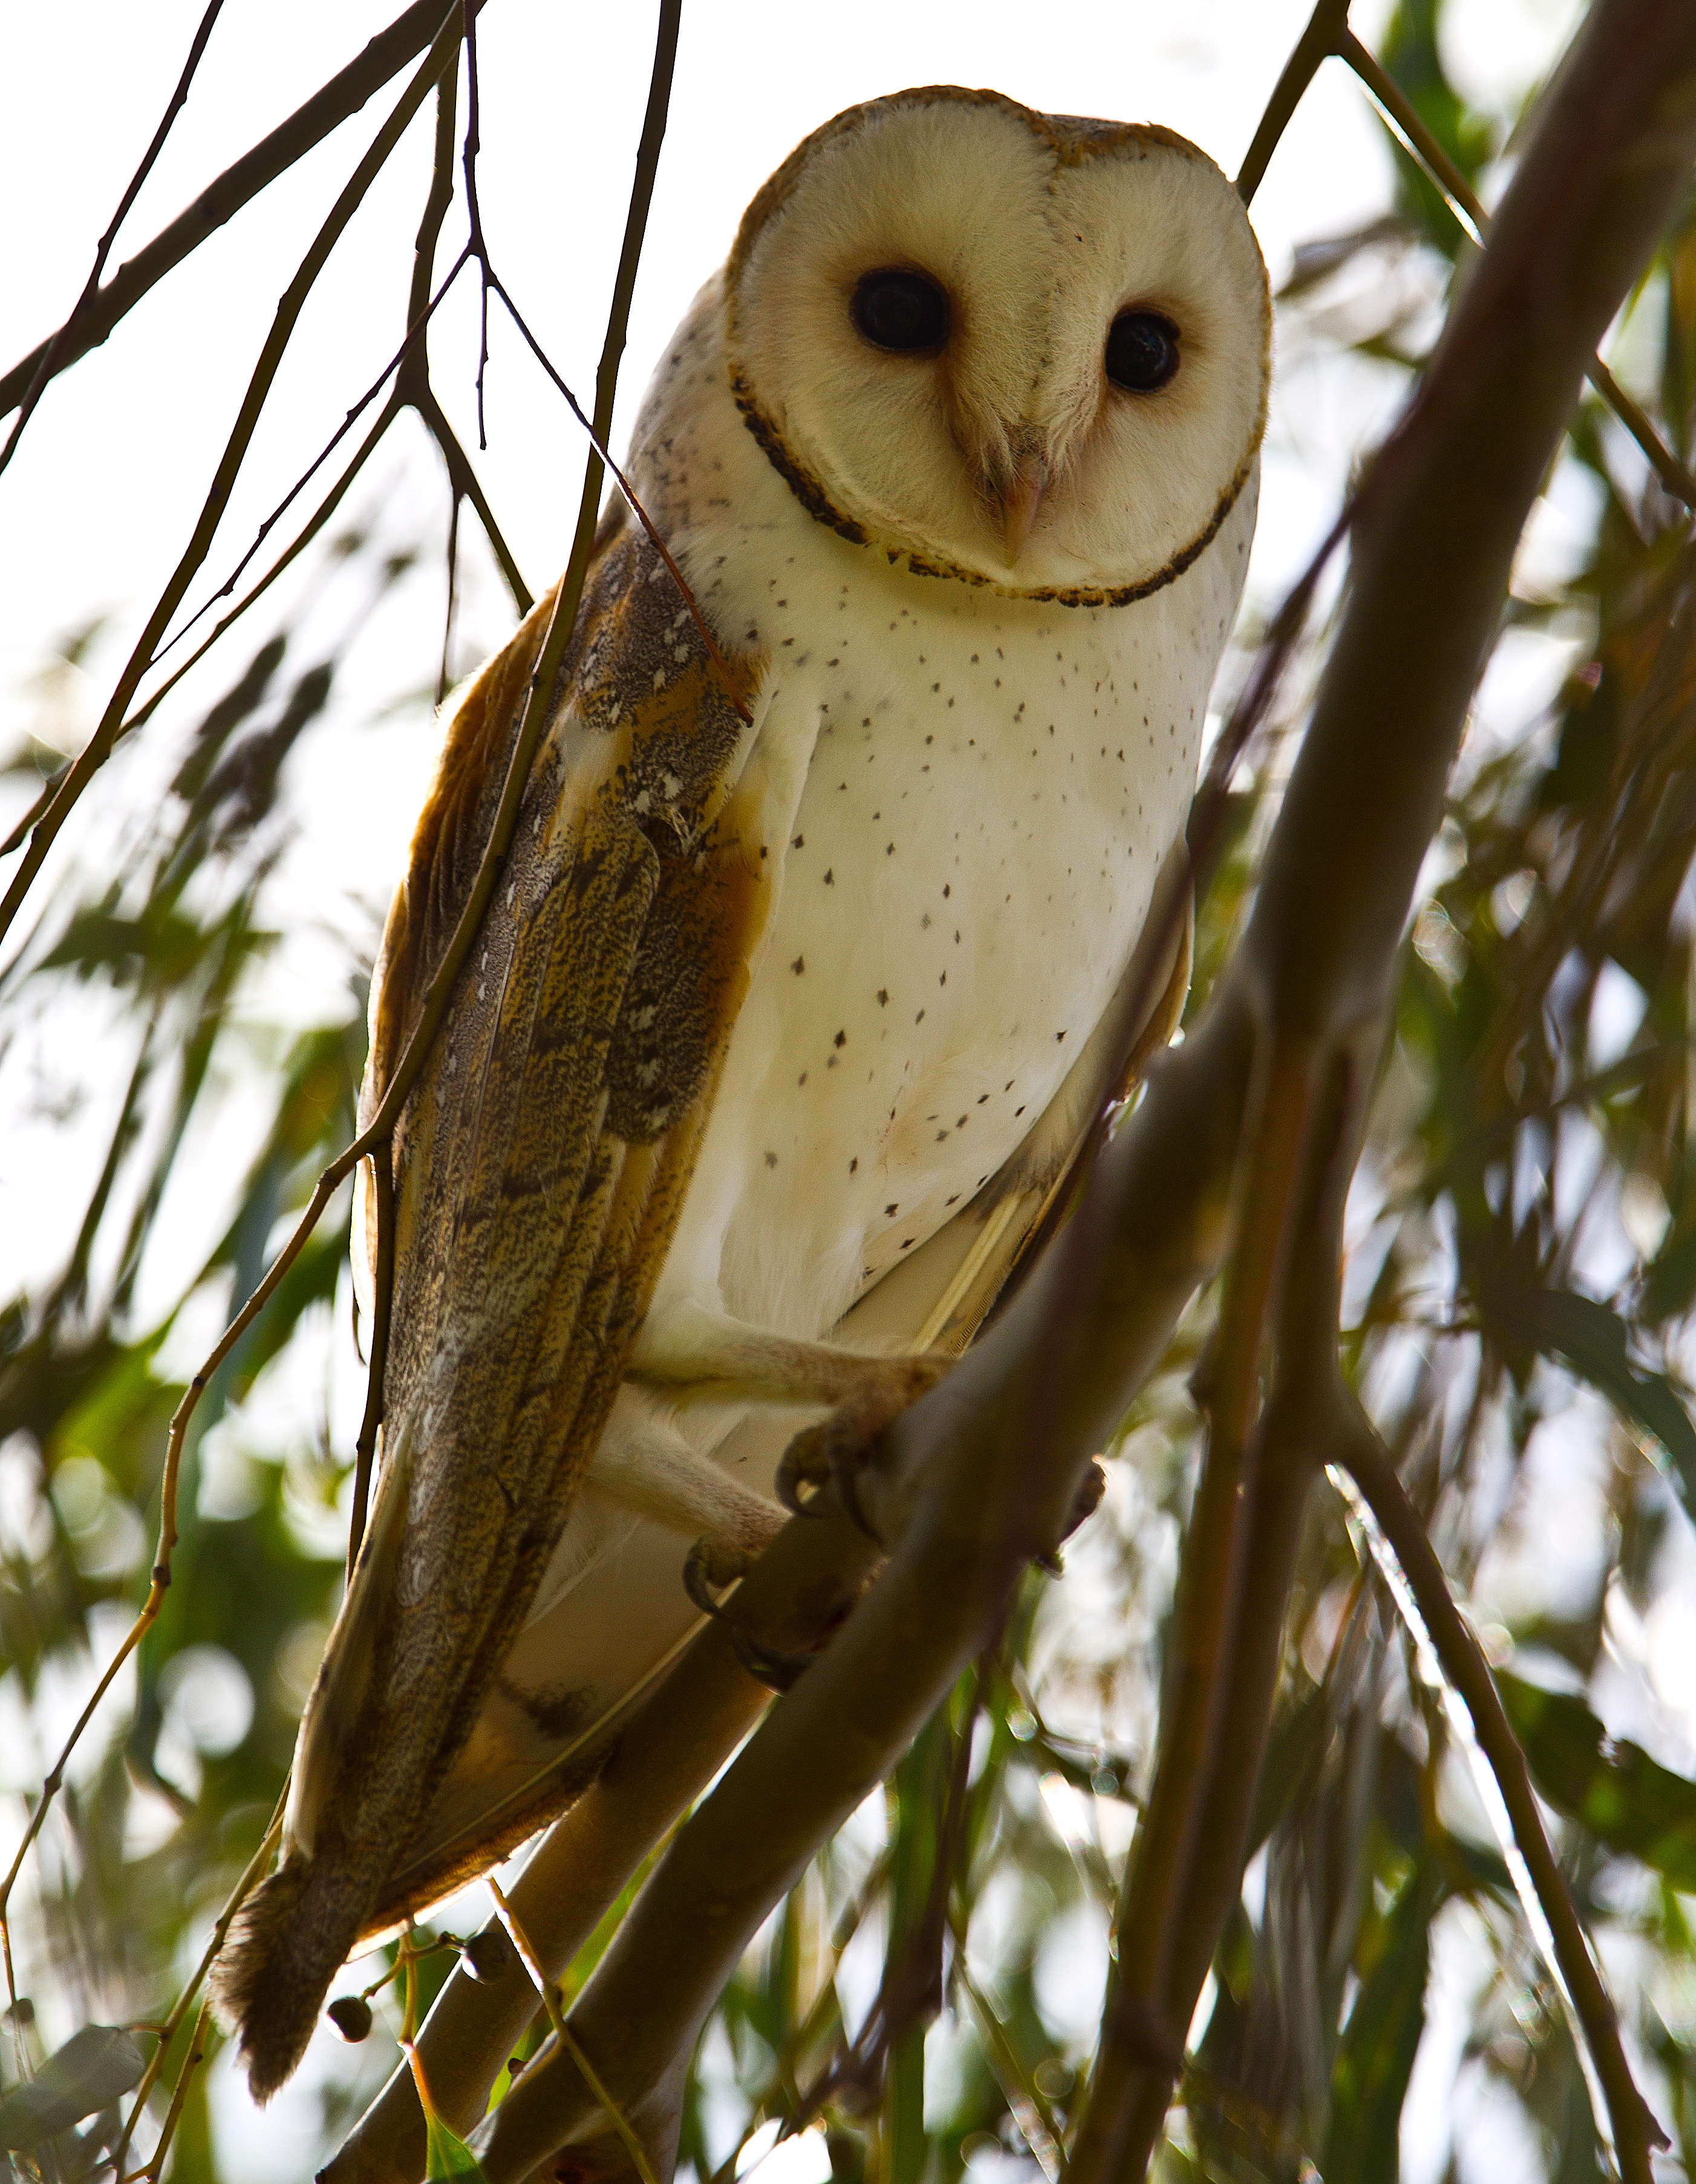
(851, 267, 950, 354)
(1105, 310, 1179, 393)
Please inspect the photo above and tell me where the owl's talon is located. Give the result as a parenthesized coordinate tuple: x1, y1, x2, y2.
(775, 1358, 952, 1543)
(831, 1443, 881, 1544)
(1036, 1459, 1109, 1575)
(730, 1626, 816, 1692)
(775, 1438, 832, 1519)
(683, 1538, 735, 1617)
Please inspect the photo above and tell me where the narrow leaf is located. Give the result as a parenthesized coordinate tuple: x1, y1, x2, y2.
(0, 2025, 146, 2149)
(1498, 1672, 1696, 1889)
(404, 2042, 488, 2180)
(1321, 1862, 1445, 2183)
(1481, 1281, 1696, 1506)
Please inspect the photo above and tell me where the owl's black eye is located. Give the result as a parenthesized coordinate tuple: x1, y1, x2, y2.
(852, 268, 950, 354)
(1105, 310, 1179, 393)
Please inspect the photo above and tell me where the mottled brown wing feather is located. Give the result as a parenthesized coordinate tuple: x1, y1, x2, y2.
(212, 513, 767, 2101)
(357, 859, 1194, 1937)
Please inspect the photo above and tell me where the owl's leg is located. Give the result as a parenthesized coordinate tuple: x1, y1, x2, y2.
(587, 1413, 787, 1582)
(627, 1302, 950, 1536)
(626, 1299, 948, 1407)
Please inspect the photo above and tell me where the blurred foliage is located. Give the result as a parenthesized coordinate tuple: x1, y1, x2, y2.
(7, 3, 1696, 2181)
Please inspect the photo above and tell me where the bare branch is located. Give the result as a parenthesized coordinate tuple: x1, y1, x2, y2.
(0, 7, 470, 953)
(1235, 0, 1352, 206)
(1334, 1405, 1666, 2180)
(0, 0, 229, 476)
(0, 1, 474, 425)
(1339, 26, 1696, 511)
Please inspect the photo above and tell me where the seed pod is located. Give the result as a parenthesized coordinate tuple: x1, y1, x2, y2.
(461, 1926, 516, 1984)
(327, 1994, 373, 2044)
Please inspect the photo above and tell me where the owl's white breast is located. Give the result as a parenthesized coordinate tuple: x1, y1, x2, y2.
(628, 276, 1254, 1345)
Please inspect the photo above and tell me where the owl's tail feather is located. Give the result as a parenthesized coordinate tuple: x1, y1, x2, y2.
(209, 1850, 376, 2103)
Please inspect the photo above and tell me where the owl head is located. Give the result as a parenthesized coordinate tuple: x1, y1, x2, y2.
(725, 86, 1271, 605)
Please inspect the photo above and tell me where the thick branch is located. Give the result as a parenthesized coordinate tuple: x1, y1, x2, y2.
(0, 1, 469, 423)
(1070, 1043, 1358, 2182)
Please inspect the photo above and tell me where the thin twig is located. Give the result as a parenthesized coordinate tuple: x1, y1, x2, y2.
(460, 0, 493, 449)
(126, 2001, 211, 2184)
(1340, 28, 1696, 512)
(950, 1938, 1063, 2180)
(411, 386, 532, 612)
(1334, 1406, 1666, 2182)
(348, 1143, 395, 1579)
(398, 73, 532, 611)
(115, 392, 406, 748)
(0, 0, 228, 476)
(112, 1797, 287, 2173)
(0, 1, 472, 423)
(489, 282, 749, 720)
(489, 1881, 660, 2184)
(440, 487, 463, 705)
(1235, 0, 1352, 205)
(150, 237, 476, 670)
(0, 771, 65, 861)
(0, 7, 469, 950)
(5, 0, 682, 2001)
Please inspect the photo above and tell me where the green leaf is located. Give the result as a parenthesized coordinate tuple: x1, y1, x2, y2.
(1321, 1862, 1445, 2183)
(0, 2024, 146, 2148)
(424, 2107, 489, 2179)
(1479, 1280, 1696, 1508)
(406, 2044, 488, 2179)
(1498, 1672, 1696, 1889)
(1244, 1682, 1328, 1857)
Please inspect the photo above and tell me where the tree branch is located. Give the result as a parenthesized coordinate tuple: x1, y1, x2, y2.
(0, 0, 229, 476)
(0, 7, 469, 953)
(323, 1507, 882, 2183)
(1339, 27, 1696, 511)
(1069, 1037, 1360, 2181)
(1235, 0, 1352, 206)
(0, 0, 473, 425)
(1334, 1404, 1665, 2179)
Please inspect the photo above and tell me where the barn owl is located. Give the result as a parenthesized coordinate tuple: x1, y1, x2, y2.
(214, 84, 1270, 2097)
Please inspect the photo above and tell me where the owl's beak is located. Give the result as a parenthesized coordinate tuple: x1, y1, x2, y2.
(999, 454, 1050, 567)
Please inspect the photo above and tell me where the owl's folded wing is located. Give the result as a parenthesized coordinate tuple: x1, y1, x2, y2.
(360, 844, 1193, 1936)
(211, 512, 769, 2101)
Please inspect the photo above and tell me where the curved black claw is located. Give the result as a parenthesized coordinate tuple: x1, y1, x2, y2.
(776, 1421, 885, 1542)
(730, 1625, 817, 1692)
(829, 1442, 881, 1545)
(775, 1435, 833, 1519)
(684, 1538, 740, 1618)
(1036, 1458, 1109, 1574)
